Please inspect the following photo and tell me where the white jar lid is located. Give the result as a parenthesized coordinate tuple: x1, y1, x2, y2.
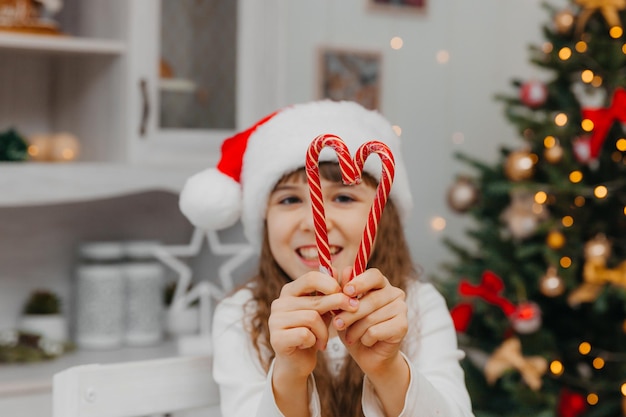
(79, 242, 125, 260)
(124, 240, 161, 260)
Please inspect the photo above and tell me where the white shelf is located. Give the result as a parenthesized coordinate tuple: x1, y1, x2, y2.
(0, 32, 126, 55)
(159, 78, 197, 93)
(0, 341, 178, 397)
(0, 162, 196, 207)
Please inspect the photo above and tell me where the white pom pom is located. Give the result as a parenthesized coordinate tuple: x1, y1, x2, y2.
(179, 168, 242, 230)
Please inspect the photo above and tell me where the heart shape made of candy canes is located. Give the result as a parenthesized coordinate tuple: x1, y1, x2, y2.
(305, 134, 395, 280)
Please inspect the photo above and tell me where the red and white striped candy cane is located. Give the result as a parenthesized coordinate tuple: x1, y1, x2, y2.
(305, 134, 395, 280)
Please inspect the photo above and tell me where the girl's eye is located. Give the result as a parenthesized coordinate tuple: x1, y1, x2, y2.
(278, 195, 302, 205)
(334, 194, 356, 203)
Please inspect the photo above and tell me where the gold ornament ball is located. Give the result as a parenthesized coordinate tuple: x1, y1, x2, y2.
(504, 150, 535, 181)
(446, 177, 479, 213)
(554, 10, 575, 34)
(544, 143, 564, 164)
(540, 266, 565, 297)
(546, 230, 566, 249)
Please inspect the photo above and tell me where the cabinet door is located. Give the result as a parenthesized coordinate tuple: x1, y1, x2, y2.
(127, 0, 284, 170)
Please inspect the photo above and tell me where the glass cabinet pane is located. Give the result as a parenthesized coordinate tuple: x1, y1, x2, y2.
(159, 0, 237, 130)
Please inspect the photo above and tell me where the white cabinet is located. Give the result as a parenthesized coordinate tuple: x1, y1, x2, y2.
(0, 0, 284, 206)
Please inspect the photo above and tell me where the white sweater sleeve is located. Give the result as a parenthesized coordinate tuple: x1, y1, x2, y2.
(361, 282, 474, 417)
(212, 288, 322, 417)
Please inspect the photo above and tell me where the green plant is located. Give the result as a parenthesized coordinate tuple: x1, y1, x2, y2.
(22, 289, 61, 315)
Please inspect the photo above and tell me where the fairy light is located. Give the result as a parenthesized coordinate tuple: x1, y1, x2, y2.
(562, 216, 574, 227)
(587, 393, 599, 405)
(579, 341, 592, 355)
(555, 113, 568, 126)
(610, 26, 623, 38)
(592, 357, 605, 369)
(392, 125, 402, 136)
(575, 196, 586, 207)
(569, 170, 583, 183)
(430, 216, 446, 231)
(559, 47, 572, 60)
(623, 206, 626, 216)
(581, 119, 594, 131)
(390, 36, 403, 50)
(617, 138, 626, 151)
(436, 50, 450, 64)
(591, 75, 603, 87)
(535, 191, 548, 204)
(581, 70, 594, 83)
(612, 151, 623, 162)
(560, 256, 572, 268)
(544, 135, 556, 148)
(575, 41, 588, 53)
(594, 185, 608, 199)
(550, 360, 564, 375)
(621, 382, 626, 396)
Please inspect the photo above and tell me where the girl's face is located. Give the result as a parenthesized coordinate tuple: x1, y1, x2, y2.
(266, 172, 377, 281)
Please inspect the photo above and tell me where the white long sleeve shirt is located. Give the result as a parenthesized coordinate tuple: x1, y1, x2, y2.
(212, 280, 474, 417)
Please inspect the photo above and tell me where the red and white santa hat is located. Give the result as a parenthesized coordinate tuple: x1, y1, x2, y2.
(179, 100, 413, 248)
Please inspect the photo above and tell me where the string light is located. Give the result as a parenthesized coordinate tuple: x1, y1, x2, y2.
(436, 50, 450, 64)
(559, 47, 572, 60)
(555, 113, 568, 126)
(610, 26, 623, 39)
(591, 75, 603, 87)
(534, 191, 548, 204)
(569, 170, 583, 183)
(550, 360, 564, 375)
(575, 41, 588, 53)
(621, 382, 626, 396)
(592, 357, 605, 369)
(617, 138, 626, 151)
(390, 36, 403, 50)
(544, 135, 556, 148)
(430, 216, 446, 231)
(594, 185, 608, 199)
(562, 216, 574, 227)
(587, 393, 599, 405)
(560, 256, 572, 268)
(623, 43, 626, 54)
(543, 42, 554, 53)
(581, 119, 594, 131)
(579, 341, 592, 355)
(574, 196, 586, 207)
(581, 69, 594, 83)
(392, 125, 402, 136)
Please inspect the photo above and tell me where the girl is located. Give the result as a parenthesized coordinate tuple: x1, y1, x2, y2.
(179, 100, 474, 417)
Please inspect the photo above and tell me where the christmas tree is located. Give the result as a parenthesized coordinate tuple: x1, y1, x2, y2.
(438, 2, 626, 417)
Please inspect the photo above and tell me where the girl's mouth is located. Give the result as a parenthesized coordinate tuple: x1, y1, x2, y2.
(296, 245, 342, 261)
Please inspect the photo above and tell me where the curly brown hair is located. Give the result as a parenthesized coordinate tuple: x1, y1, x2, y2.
(245, 162, 417, 417)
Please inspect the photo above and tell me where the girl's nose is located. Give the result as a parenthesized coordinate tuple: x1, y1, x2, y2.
(300, 201, 334, 232)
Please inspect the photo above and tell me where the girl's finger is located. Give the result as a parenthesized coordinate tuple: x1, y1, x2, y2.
(280, 271, 342, 297)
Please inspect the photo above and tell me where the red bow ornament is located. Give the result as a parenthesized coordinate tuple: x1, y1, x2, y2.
(450, 271, 516, 332)
(580, 87, 626, 160)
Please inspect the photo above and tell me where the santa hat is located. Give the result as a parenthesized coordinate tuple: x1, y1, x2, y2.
(179, 100, 413, 248)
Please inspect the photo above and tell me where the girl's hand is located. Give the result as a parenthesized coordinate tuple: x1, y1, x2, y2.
(268, 270, 359, 380)
(333, 267, 408, 376)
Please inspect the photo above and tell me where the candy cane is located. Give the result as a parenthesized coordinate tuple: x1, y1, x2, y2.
(305, 134, 395, 280)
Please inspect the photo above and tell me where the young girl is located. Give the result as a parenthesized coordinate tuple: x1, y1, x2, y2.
(179, 100, 474, 417)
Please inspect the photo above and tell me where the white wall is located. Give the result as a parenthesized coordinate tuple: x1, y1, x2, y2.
(270, 0, 566, 278)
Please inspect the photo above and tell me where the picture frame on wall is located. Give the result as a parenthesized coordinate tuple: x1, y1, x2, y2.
(367, 0, 426, 13)
(317, 47, 382, 111)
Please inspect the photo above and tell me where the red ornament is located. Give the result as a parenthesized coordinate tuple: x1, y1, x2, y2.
(520, 80, 548, 108)
(509, 301, 542, 334)
(557, 388, 587, 417)
(450, 303, 473, 332)
(581, 87, 626, 159)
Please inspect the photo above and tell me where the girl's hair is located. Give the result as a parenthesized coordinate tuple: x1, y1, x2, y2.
(245, 162, 417, 417)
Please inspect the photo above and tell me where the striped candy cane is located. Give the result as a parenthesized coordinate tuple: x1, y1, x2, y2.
(305, 134, 395, 280)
